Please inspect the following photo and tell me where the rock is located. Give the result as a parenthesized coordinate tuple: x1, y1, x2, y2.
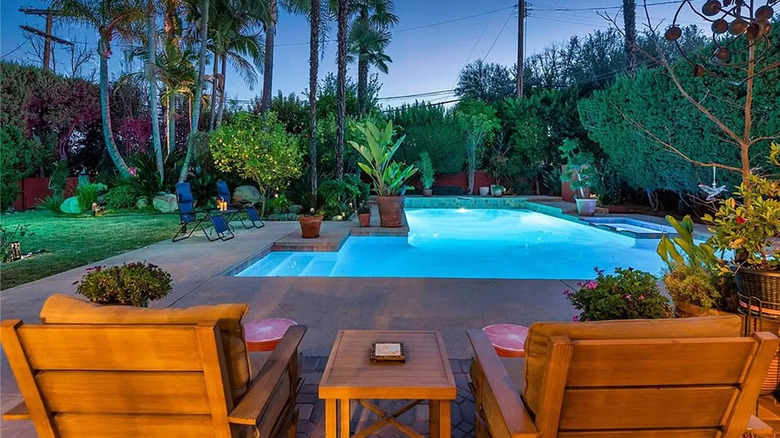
(152, 194, 178, 213)
(233, 185, 261, 204)
(60, 196, 82, 214)
(332, 215, 343, 221)
(289, 204, 303, 214)
(136, 198, 149, 209)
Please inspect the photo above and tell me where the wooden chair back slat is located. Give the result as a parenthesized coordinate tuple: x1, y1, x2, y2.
(18, 325, 203, 371)
(53, 413, 216, 438)
(559, 386, 737, 430)
(36, 371, 211, 414)
(566, 338, 755, 387)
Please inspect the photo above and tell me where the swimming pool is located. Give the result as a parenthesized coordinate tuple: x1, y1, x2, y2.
(236, 209, 670, 280)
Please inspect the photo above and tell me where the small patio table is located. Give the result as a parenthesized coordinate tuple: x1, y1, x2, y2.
(482, 323, 528, 358)
(244, 318, 298, 351)
(319, 330, 456, 438)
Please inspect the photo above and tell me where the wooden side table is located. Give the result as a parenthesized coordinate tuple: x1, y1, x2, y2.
(319, 330, 457, 438)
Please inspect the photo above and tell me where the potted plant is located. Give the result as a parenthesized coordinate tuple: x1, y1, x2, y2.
(356, 203, 372, 227)
(564, 267, 672, 321)
(491, 184, 505, 197)
(657, 215, 735, 316)
(418, 152, 435, 197)
(705, 147, 780, 311)
(74, 262, 172, 307)
(559, 138, 598, 216)
(350, 121, 417, 228)
(299, 208, 324, 238)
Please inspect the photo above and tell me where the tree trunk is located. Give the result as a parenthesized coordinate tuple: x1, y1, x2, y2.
(166, 93, 175, 155)
(309, 0, 320, 200)
(216, 53, 227, 127)
(357, 8, 368, 116)
(147, 0, 165, 182)
(180, 0, 209, 183)
(209, 51, 218, 131)
(98, 37, 130, 178)
(622, 0, 636, 74)
(336, 0, 350, 181)
(261, 0, 277, 113)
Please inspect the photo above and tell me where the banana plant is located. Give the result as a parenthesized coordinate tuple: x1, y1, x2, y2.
(349, 120, 417, 196)
(657, 215, 719, 271)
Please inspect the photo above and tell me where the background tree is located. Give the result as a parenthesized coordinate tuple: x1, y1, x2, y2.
(335, 0, 350, 180)
(623, 0, 637, 74)
(51, 0, 145, 178)
(349, 0, 397, 116)
(146, 0, 165, 180)
(454, 59, 515, 104)
(309, 0, 321, 199)
(455, 99, 499, 194)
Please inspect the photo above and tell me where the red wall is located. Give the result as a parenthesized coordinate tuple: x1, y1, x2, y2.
(13, 177, 80, 211)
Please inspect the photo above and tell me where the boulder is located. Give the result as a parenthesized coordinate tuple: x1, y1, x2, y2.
(233, 185, 261, 205)
(60, 196, 82, 214)
(152, 194, 178, 213)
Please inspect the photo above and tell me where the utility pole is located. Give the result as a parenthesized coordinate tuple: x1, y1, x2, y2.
(516, 1, 526, 98)
(19, 8, 69, 72)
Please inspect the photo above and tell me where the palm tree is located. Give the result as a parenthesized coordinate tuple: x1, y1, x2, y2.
(179, 0, 210, 182)
(156, 40, 197, 155)
(51, 0, 145, 178)
(349, 0, 396, 116)
(335, 0, 349, 180)
(146, 0, 165, 180)
(309, 0, 321, 198)
(348, 17, 391, 116)
(260, 0, 277, 112)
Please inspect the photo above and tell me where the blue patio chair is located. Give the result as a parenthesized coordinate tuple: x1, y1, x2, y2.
(173, 182, 234, 242)
(217, 180, 265, 229)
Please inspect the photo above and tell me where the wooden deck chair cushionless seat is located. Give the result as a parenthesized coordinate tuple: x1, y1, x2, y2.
(1, 294, 305, 438)
(468, 315, 779, 438)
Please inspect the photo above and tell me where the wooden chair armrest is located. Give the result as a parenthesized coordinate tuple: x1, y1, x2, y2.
(467, 329, 538, 438)
(747, 414, 773, 437)
(2, 401, 29, 421)
(229, 325, 306, 426)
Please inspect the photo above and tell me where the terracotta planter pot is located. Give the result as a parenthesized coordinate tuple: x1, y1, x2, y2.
(423, 189, 433, 197)
(299, 216, 323, 238)
(358, 213, 371, 227)
(376, 196, 405, 228)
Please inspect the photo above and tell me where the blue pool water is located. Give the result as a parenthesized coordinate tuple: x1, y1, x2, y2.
(236, 209, 669, 280)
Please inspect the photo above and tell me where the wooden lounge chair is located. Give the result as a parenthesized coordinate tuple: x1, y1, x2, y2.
(467, 316, 779, 438)
(1, 294, 305, 438)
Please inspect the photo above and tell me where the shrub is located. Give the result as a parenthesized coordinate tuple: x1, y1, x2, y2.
(38, 194, 64, 214)
(662, 265, 722, 311)
(76, 182, 107, 212)
(126, 149, 184, 202)
(418, 152, 435, 189)
(268, 194, 291, 214)
(264, 213, 299, 221)
(104, 185, 138, 210)
(392, 103, 466, 174)
(564, 267, 671, 321)
(1, 125, 39, 210)
(75, 262, 172, 307)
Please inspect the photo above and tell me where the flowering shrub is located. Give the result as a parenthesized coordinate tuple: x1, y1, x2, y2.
(704, 146, 780, 271)
(74, 262, 172, 307)
(564, 267, 671, 321)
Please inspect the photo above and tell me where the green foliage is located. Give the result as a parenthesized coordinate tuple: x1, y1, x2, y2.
(264, 212, 299, 221)
(270, 92, 309, 135)
(210, 112, 303, 216)
(704, 166, 780, 271)
(1, 125, 39, 210)
(542, 168, 563, 196)
(560, 138, 598, 198)
(48, 161, 69, 196)
(126, 150, 184, 202)
(657, 215, 727, 310)
(1, 224, 34, 263)
(268, 194, 291, 214)
(76, 183, 108, 211)
(350, 120, 417, 196)
(104, 185, 138, 210)
(455, 60, 514, 103)
(417, 152, 434, 189)
(391, 103, 465, 174)
(565, 268, 671, 322)
(75, 262, 172, 307)
(456, 99, 499, 193)
(38, 194, 65, 214)
(319, 175, 370, 219)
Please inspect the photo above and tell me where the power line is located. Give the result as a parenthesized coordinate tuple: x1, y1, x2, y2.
(532, 1, 679, 12)
(377, 89, 455, 100)
(1, 35, 33, 59)
(483, 10, 513, 61)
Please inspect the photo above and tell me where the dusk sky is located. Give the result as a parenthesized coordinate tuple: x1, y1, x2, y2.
(1, 0, 703, 107)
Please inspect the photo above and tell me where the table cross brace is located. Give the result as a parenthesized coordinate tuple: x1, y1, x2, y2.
(351, 400, 424, 438)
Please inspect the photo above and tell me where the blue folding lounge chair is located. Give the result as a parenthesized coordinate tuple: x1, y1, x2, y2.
(173, 182, 235, 242)
(217, 180, 264, 229)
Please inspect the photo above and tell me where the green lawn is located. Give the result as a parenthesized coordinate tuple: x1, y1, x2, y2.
(1, 210, 180, 290)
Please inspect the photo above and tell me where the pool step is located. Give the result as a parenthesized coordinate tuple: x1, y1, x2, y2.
(267, 254, 315, 276)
